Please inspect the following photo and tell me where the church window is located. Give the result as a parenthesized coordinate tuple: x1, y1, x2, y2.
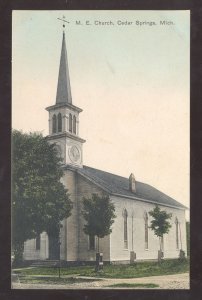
(131, 211, 134, 251)
(58, 113, 62, 132)
(175, 217, 179, 249)
(89, 235, 95, 250)
(73, 115, 76, 134)
(36, 234, 40, 250)
(123, 209, 128, 249)
(144, 212, 149, 249)
(52, 114, 57, 133)
(69, 113, 72, 132)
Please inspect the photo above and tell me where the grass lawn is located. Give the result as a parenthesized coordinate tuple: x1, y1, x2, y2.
(14, 258, 189, 279)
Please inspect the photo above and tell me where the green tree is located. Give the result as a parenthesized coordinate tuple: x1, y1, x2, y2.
(82, 193, 116, 252)
(12, 130, 72, 264)
(149, 205, 172, 261)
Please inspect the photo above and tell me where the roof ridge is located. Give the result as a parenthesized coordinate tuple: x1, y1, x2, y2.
(83, 165, 133, 181)
(81, 165, 186, 209)
(84, 165, 175, 199)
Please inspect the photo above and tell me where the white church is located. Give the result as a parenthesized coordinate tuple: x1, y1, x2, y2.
(23, 30, 187, 264)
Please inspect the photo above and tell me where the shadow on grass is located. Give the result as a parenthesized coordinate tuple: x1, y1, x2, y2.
(19, 276, 102, 285)
(107, 283, 159, 288)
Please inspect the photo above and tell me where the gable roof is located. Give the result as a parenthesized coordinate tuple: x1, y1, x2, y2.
(77, 165, 186, 210)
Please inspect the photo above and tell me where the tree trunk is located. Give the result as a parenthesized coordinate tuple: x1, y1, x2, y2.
(97, 236, 100, 253)
(95, 236, 100, 272)
(158, 236, 162, 263)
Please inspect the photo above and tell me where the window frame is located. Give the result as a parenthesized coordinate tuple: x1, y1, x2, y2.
(58, 113, 62, 132)
(69, 113, 72, 132)
(52, 114, 57, 133)
(175, 217, 179, 250)
(35, 234, 40, 251)
(144, 212, 149, 250)
(123, 208, 128, 249)
(73, 115, 76, 134)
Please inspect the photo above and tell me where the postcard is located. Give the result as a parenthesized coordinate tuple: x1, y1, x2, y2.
(12, 10, 190, 290)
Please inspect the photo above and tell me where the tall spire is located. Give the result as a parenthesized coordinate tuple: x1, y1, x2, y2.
(56, 31, 72, 104)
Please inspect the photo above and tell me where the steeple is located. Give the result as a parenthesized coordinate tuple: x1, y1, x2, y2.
(46, 28, 85, 168)
(56, 31, 72, 104)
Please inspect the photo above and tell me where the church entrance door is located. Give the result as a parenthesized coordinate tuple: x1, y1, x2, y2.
(48, 235, 60, 260)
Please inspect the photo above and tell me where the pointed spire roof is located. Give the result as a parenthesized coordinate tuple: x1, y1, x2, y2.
(56, 31, 72, 104)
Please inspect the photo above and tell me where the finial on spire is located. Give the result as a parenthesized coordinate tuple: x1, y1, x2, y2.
(57, 16, 70, 30)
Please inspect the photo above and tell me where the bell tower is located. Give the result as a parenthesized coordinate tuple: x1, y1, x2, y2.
(46, 30, 85, 168)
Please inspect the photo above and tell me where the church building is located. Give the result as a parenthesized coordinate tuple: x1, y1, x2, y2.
(23, 30, 187, 263)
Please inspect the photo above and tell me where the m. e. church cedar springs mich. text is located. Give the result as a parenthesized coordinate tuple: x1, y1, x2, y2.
(75, 20, 175, 26)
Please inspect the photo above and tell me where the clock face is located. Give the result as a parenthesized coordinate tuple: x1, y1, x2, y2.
(69, 145, 81, 163)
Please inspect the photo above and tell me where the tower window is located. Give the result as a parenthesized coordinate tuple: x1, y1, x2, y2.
(36, 234, 40, 250)
(144, 212, 149, 250)
(73, 115, 76, 134)
(123, 209, 128, 249)
(52, 114, 57, 133)
(89, 235, 95, 250)
(58, 113, 62, 132)
(69, 113, 72, 132)
(175, 217, 179, 249)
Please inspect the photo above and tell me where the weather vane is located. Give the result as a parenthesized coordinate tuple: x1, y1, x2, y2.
(57, 15, 70, 29)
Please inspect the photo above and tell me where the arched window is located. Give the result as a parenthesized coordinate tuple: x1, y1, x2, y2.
(144, 212, 149, 249)
(123, 209, 128, 249)
(36, 234, 40, 250)
(52, 114, 57, 133)
(73, 115, 76, 134)
(175, 217, 179, 249)
(69, 113, 72, 132)
(58, 113, 62, 132)
(131, 210, 134, 251)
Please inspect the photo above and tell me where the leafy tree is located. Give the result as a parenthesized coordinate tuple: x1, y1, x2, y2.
(12, 130, 72, 263)
(82, 193, 116, 252)
(149, 205, 172, 261)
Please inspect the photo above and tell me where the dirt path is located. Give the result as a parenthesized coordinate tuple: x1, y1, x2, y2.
(12, 272, 189, 289)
